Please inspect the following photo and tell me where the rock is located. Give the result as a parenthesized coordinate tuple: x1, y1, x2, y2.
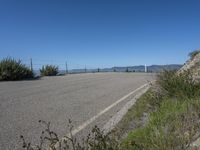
(188, 137, 200, 150)
(178, 51, 200, 79)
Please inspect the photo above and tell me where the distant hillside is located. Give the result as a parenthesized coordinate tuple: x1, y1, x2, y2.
(70, 64, 182, 73)
(111, 64, 182, 72)
(33, 64, 183, 75)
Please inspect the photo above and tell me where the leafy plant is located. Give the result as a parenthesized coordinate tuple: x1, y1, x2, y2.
(0, 57, 33, 81)
(40, 65, 59, 76)
(188, 50, 200, 60)
(157, 70, 200, 99)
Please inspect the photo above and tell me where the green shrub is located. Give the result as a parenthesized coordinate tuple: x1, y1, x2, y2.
(0, 57, 33, 81)
(157, 70, 200, 99)
(188, 50, 200, 60)
(40, 65, 58, 76)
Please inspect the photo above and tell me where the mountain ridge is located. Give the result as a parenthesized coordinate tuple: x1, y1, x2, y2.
(70, 64, 183, 73)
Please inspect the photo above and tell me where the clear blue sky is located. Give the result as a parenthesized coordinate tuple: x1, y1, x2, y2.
(0, 0, 200, 69)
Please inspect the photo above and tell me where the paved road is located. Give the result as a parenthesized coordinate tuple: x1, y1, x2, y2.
(0, 73, 154, 149)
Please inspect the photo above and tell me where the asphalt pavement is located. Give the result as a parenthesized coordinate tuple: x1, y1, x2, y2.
(0, 72, 154, 150)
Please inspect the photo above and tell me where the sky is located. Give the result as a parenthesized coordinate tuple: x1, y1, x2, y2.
(0, 0, 200, 69)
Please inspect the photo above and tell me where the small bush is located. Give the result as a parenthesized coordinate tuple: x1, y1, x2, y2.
(40, 65, 58, 76)
(188, 50, 200, 60)
(157, 70, 200, 99)
(0, 57, 33, 81)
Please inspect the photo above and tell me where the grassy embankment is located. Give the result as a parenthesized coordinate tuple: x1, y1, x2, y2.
(115, 70, 200, 150)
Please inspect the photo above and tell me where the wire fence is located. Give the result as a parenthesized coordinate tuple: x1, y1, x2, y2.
(19, 58, 114, 75)
(0, 57, 148, 76)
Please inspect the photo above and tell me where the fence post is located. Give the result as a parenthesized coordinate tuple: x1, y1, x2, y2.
(126, 67, 129, 72)
(30, 58, 33, 72)
(113, 67, 116, 72)
(65, 61, 68, 74)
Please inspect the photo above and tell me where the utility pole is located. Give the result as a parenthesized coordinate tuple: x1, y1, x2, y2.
(30, 58, 33, 72)
(65, 61, 68, 74)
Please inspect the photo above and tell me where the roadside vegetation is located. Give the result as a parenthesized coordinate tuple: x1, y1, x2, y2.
(0, 57, 62, 81)
(120, 70, 200, 150)
(111, 89, 159, 139)
(0, 57, 33, 81)
(20, 119, 119, 150)
(40, 65, 59, 76)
